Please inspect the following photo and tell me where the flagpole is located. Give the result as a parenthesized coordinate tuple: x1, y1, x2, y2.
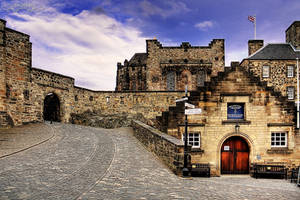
(254, 15, 256, 39)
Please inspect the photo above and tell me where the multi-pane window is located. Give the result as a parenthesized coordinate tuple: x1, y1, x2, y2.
(182, 132, 200, 148)
(262, 66, 270, 78)
(287, 87, 294, 100)
(287, 66, 294, 77)
(271, 132, 287, 147)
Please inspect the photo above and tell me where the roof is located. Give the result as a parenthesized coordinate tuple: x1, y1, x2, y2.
(247, 43, 300, 60)
(129, 53, 147, 66)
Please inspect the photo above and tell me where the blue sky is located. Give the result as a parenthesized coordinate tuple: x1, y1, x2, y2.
(0, 0, 299, 90)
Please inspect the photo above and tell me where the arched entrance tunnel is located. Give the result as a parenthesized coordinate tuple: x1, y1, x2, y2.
(43, 93, 60, 122)
(221, 136, 249, 174)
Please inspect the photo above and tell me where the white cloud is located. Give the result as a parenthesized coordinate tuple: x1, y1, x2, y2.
(194, 20, 214, 31)
(225, 48, 248, 66)
(140, 0, 190, 18)
(7, 11, 146, 90)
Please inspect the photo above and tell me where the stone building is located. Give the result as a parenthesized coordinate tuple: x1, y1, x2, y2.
(116, 39, 225, 91)
(0, 18, 299, 176)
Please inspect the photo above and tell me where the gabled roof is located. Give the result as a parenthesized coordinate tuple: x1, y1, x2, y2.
(246, 43, 300, 60)
(129, 53, 147, 66)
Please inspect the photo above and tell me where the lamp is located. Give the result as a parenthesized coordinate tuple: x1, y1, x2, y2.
(235, 123, 240, 133)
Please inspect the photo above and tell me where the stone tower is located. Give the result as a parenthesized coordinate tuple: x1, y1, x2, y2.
(286, 21, 300, 50)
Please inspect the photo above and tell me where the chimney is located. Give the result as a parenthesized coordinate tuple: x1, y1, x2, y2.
(286, 21, 300, 50)
(248, 40, 264, 56)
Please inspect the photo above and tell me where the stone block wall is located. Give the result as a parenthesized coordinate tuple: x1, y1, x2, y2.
(72, 88, 185, 121)
(241, 59, 298, 100)
(286, 21, 300, 50)
(31, 68, 74, 90)
(163, 66, 300, 175)
(132, 120, 186, 175)
(146, 39, 224, 91)
(1, 22, 33, 126)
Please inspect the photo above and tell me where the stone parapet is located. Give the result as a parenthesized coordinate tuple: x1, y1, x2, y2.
(132, 120, 187, 175)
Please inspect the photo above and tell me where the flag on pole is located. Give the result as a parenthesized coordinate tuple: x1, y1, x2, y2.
(248, 15, 257, 39)
(248, 15, 256, 23)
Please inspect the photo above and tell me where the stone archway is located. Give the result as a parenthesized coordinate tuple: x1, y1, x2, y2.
(43, 93, 60, 122)
(221, 136, 250, 174)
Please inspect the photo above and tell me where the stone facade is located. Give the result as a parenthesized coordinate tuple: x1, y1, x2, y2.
(158, 64, 299, 175)
(116, 39, 225, 91)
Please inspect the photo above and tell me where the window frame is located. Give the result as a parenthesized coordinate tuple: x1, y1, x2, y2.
(182, 132, 200, 148)
(271, 132, 287, 148)
(262, 65, 270, 78)
(287, 65, 294, 78)
(287, 86, 295, 100)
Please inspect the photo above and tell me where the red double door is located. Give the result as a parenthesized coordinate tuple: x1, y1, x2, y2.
(221, 136, 249, 174)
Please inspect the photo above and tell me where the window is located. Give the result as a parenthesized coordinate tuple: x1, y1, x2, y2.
(106, 96, 110, 103)
(166, 71, 176, 91)
(182, 132, 200, 148)
(287, 87, 294, 100)
(262, 66, 270, 78)
(271, 132, 287, 147)
(197, 70, 205, 87)
(120, 96, 124, 104)
(287, 66, 294, 77)
(74, 95, 78, 101)
(89, 96, 93, 101)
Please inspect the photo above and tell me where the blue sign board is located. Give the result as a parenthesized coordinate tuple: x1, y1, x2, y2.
(227, 103, 244, 120)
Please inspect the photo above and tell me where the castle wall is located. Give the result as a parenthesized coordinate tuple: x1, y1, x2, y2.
(146, 39, 225, 91)
(1, 23, 34, 126)
(0, 20, 7, 126)
(72, 87, 185, 121)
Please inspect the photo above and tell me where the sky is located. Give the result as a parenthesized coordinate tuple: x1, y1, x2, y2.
(0, 0, 299, 90)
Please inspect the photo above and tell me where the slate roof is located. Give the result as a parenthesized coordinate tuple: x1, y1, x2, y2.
(247, 44, 300, 60)
(129, 53, 147, 66)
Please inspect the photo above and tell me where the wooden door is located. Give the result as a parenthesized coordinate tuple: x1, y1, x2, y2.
(221, 136, 249, 174)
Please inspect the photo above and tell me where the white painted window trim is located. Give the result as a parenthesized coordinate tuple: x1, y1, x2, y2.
(287, 65, 294, 78)
(182, 132, 200, 148)
(287, 87, 294, 100)
(271, 132, 287, 148)
(262, 65, 270, 78)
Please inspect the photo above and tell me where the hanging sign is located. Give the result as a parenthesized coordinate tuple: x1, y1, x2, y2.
(175, 97, 188, 102)
(185, 102, 195, 108)
(185, 108, 202, 115)
(227, 103, 244, 119)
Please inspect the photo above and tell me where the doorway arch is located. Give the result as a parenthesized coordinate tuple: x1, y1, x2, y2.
(221, 136, 249, 174)
(43, 93, 60, 122)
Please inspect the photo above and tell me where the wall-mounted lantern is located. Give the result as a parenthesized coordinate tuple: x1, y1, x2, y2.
(235, 123, 240, 134)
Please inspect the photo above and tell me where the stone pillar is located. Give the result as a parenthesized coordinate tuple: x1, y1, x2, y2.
(248, 40, 264, 56)
(286, 21, 300, 50)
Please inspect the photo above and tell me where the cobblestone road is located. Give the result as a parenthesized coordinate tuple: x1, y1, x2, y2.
(0, 123, 299, 200)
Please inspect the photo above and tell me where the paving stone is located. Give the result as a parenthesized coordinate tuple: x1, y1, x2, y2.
(0, 123, 299, 200)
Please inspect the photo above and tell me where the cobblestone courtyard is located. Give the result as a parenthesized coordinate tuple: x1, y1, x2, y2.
(0, 123, 299, 200)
